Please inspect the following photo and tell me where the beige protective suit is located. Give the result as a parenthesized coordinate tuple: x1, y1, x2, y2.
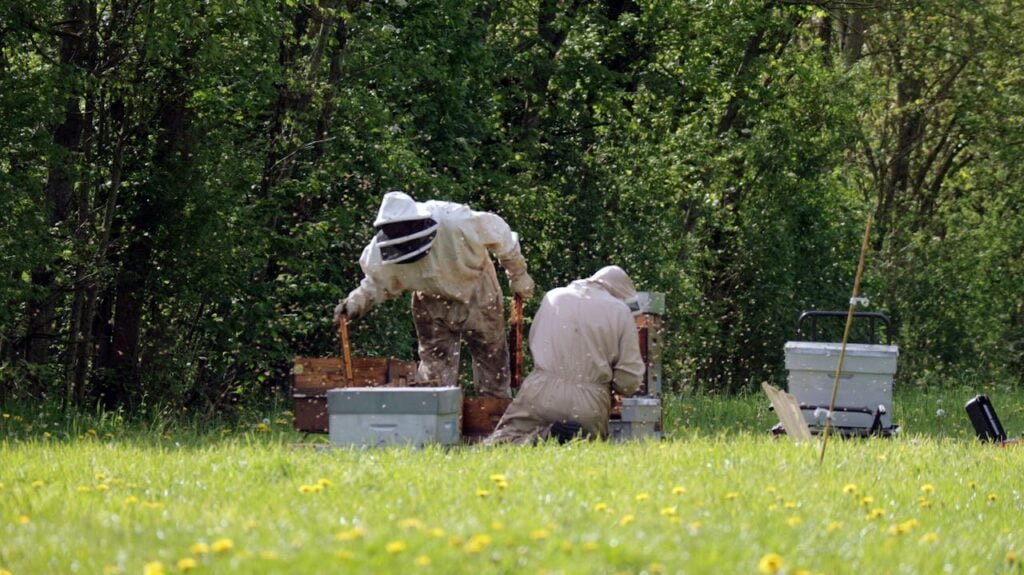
(485, 266, 645, 444)
(339, 192, 533, 398)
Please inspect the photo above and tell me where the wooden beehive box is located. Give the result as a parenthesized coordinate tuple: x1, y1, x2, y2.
(461, 396, 512, 440)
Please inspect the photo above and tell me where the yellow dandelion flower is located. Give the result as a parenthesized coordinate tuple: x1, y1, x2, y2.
(335, 527, 366, 541)
(254, 422, 270, 432)
(918, 532, 939, 545)
(672, 486, 686, 495)
(660, 506, 677, 517)
(122, 495, 139, 505)
(724, 492, 739, 500)
(385, 541, 406, 554)
(902, 519, 920, 529)
(783, 501, 797, 509)
(211, 538, 234, 553)
(95, 472, 106, 481)
(489, 474, 507, 483)
(758, 553, 784, 574)
(177, 557, 197, 572)
(464, 534, 492, 554)
(490, 521, 503, 531)
(142, 502, 163, 510)
(143, 561, 165, 575)
(786, 516, 802, 527)
(1, 413, 8, 418)
(1007, 551, 1018, 564)
(428, 527, 446, 538)
(842, 483, 857, 494)
(765, 486, 776, 493)
(78, 486, 94, 493)
(17, 515, 30, 525)
(794, 570, 811, 575)
(335, 550, 355, 560)
(582, 541, 599, 552)
(529, 529, 550, 540)
(619, 514, 635, 526)
(0, 569, 11, 575)
(398, 518, 425, 530)
(317, 478, 332, 487)
(918, 497, 931, 509)
(767, 504, 779, 512)
(448, 535, 464, 548)
(189, 543, 209, 555)
(827, 521, 843, 532)
(859, 496, 874, 507)
(414, 555, 432, 567)
(920, 484, 934, 494)
(866, 508, 886, 520)
(96, 484, 109, 492)
(987, 493, 998, 502)
(967, 480, 977, 489)
(31, 480, 44, 489)
(635, 492, 650, 502)
(475, 488, 490, 497)
(594, 502, 609, 512)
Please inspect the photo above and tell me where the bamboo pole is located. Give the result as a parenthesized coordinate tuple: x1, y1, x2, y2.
(819, 213, 874, 465)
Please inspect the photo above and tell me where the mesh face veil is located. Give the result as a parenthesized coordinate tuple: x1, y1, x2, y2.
(376, 218, 439, 264)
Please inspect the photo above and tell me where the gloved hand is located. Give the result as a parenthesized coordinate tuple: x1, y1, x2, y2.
(334, 294, 369, 322)
(510, 271, 535, 299)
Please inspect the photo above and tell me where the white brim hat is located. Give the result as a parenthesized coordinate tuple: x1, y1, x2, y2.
(373, 191, 432, 227)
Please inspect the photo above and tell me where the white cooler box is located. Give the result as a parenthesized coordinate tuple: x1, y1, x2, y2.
(784, 341, 898, 432)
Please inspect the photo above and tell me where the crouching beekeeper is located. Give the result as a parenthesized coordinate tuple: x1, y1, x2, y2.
(334, 191, 534, 398)
(485, 266, 645, 444)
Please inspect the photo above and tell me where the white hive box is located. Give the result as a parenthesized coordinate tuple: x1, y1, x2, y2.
(784, 341, 898, 430)
(327, 387, 462, 447)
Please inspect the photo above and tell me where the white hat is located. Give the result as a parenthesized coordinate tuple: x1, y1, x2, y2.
(373, 191, 432, 227)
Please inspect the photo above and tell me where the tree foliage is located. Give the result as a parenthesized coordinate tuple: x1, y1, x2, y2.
(1, 0, 1022, 413)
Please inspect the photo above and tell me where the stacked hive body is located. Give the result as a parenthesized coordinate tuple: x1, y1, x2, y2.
(609, 291, 665, 441)
(292, 357, 417, 433)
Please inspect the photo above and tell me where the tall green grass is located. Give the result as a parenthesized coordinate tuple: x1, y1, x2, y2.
(2, 386, 1023, 574)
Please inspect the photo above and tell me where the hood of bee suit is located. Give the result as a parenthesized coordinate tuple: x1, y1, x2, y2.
(581, 265, 637, 303)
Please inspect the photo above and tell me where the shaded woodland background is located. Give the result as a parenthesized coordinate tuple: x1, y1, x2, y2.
(2, 0, 1023, 415)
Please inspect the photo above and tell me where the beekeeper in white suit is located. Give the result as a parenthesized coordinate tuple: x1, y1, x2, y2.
(334, 191, 534, 398)
(485, 265, 645, 444)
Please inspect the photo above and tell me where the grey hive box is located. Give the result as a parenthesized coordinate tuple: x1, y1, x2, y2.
(784, 341, 898, 430)
(609, 397, 663, 442)
(327, 387, 462, 447)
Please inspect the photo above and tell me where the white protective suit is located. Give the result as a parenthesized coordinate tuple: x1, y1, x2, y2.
(485, 266, 645, 443)
(340, 192, 533, 397)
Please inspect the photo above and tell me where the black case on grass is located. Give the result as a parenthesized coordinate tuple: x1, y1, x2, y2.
(965, 395, 1006, 442)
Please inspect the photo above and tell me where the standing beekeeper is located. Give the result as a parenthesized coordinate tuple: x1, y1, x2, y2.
(485, 265, 645, 444)
(334, 191, 534, 398)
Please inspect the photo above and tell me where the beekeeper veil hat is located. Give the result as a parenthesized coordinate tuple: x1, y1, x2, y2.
(372, 191, 438, 264)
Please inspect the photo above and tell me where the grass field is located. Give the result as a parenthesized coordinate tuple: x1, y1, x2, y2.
(2, 386, 1023, 574)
